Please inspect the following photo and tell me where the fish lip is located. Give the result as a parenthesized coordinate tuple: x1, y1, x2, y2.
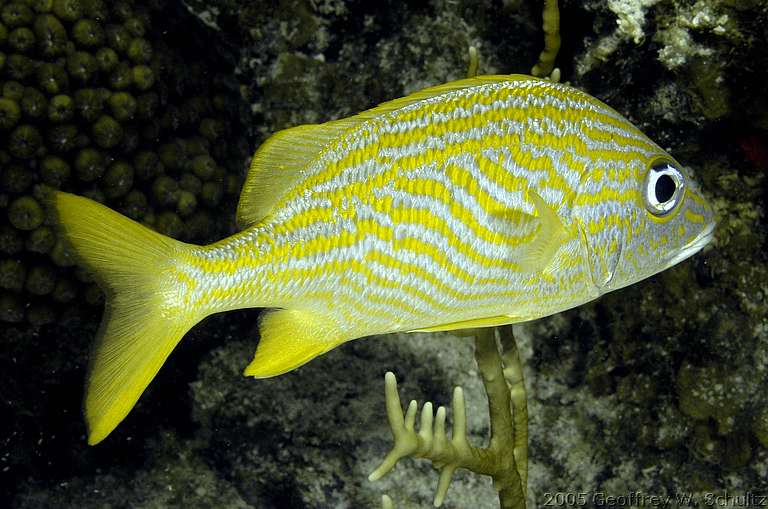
(665, 221, 716, 267)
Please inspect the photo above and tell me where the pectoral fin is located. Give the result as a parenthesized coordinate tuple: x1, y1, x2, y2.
(408, 314, 518, 333)
(410, 191, 569, 334)
(492, 189, 568, 273)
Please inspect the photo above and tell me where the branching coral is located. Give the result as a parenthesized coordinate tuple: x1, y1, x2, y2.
(371, 327, 529, 509)
(531, 0, 561, 80)
(370, 4, 560, 505)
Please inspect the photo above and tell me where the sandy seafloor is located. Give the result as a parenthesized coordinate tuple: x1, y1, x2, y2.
(3, 0, 768, 508)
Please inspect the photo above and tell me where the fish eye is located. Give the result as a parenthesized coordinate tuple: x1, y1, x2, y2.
(644, 161, 685, 216)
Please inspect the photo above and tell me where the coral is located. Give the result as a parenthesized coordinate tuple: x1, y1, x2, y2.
(8, 124, 42, 159)
(152, 174, 179, 206)
(127, 37, 152, 63)
(101, 160, 134, 199)
(92, 114, 123, 148)
(21, 87, 48, 120)
(8, 26, 36, 54)
(575, 0, 660, 76)
(25, 226, 55, 254)
(0, 96, 22, 128)
(66, 51, 97, 83)
(176, 190, 197, 216)
(676, 362, 753, 434)
(107, 90, 137, 120)
(7, 196, 44, 230)
(0, 291, 24, 321)
(0, 0, 248, 326)
(575, 1, 765, 125)
(71, 18, 104, 48)
(182, 0, 537, 134)
(2, 3, 34, 29)
(371, 327, 528, 508)
(0, 258, 26, 290)
(655, 2, 730, 70)
(40, 154, 71, 186)
(74, 148, 106, 182)
(25, 264, 55, 296)
(0, 224, 24, 254)
(754, 407, 768, 448)
(0, 162, 34, 192)
(530, 0, 561, 78)
(47, 94, 74, 122)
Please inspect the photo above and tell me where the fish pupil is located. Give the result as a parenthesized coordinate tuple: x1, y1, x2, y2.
(655, 174, 676, 203)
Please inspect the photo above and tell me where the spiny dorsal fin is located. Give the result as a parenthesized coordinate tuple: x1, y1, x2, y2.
(236, 75, 539, 228)
(333, 74, 537, 129)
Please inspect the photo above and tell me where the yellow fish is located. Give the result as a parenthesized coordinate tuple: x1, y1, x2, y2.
(51, 75, 716, 444)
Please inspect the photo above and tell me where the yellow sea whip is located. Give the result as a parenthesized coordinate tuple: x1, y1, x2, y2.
(51, 74, 715, 444)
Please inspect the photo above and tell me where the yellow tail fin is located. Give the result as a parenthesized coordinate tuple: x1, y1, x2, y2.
(51, 192, 200, 445)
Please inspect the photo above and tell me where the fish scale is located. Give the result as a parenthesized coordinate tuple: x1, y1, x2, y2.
(193, 79, 645, 322)
(51, 74, 715, 444)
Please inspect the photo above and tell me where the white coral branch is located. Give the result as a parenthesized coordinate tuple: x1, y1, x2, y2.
(369, 372, 474, 507)
(369, 327, 528, 509)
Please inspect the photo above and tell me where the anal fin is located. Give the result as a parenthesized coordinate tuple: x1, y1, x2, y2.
(244, 309, 344, 378)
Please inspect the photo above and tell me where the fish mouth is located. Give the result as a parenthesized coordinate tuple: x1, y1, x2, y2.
(601, 222, 716, 294)
(665, 221, 716, 268)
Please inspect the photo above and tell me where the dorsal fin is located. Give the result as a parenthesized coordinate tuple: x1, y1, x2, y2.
(236, 75, 539, 228)
(333, 74, 536, 129)
(236, 124, 346, 228)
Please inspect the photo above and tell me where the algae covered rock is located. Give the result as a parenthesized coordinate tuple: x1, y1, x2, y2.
(576, 0, 767, 132)
(15, 433, 253, 509)
(188, 333, 498, 508)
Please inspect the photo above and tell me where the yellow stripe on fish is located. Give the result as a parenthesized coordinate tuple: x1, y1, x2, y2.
(50, 74, 715, 445)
